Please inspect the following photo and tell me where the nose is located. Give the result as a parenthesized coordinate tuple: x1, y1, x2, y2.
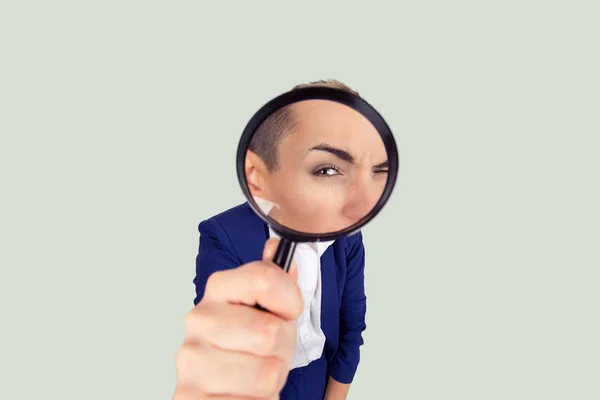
(341, 179, 382, 222)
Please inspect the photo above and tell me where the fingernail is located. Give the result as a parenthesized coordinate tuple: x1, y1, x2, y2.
(263, 238, 279, 260)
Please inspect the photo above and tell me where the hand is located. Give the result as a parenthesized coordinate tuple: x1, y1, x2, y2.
(323, 376, 351, 400)
(173, 238, 303, 399)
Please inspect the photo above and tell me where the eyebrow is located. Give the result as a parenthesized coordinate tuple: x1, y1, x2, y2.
(374, 160, 388, 169)
(309, 143, 354, 163)
(309, 143, 388, 168)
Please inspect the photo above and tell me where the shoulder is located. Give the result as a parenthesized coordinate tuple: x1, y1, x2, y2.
(199, 202, 261, 233)
(333, 230, 364, 255)
(198, 202, 267, 263)
(201, 202, 256, 225)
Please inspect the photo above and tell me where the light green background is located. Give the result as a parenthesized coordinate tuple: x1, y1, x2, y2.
(1, 2, 598, 399)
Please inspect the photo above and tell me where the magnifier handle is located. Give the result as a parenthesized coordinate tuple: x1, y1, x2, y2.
(255, 238, 297, 312)
(272, 237, 297, 272)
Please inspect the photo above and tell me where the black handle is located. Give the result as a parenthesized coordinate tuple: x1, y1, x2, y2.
(255, 237, 297, 312)
(272, 237, 297, 272)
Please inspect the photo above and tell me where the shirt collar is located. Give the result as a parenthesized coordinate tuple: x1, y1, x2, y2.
(253, 197, 335, 256)
(253, 197, 278, 216)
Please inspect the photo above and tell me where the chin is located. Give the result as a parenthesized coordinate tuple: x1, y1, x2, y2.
(321, 223, 350, 234)
(300, 221, 350, 235)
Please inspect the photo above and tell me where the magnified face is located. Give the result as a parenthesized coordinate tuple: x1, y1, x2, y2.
(245, 99, 388, 235)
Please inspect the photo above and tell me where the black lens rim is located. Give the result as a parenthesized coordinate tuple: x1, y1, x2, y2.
(236, 86, 399, 242)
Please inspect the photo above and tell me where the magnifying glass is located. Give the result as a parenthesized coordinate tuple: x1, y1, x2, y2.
(236, 86, 399, 272)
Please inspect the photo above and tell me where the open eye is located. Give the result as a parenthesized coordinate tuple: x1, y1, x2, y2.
(313, 165, 340, 177)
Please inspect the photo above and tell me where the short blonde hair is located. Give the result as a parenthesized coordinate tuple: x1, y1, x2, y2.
(249, 79, 360, 171)
(293, 78, 360, 97)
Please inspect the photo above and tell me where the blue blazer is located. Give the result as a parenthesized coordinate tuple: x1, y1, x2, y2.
(193, 202, 367, 398)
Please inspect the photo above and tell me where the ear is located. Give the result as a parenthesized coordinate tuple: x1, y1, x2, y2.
(245, 150, 269, 198)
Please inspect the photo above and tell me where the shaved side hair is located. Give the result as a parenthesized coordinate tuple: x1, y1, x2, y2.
(248, 79, 361, 171)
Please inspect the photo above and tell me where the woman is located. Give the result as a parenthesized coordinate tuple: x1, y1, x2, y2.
(173, 79, 387, 400)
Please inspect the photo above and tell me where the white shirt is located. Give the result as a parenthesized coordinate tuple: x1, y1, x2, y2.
(253, 198, 334, 369)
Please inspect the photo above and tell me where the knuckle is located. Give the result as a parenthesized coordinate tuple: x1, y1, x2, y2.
(204, 270, 224, 293)
(175, 344, 210, 389)
(257, 357, 283, 396)
(183, 309, 197, 330)
(289, 286, 303, 318)
(253, 314, 281, 353)
(172, 385, 206, 400)
(174, 344, 195, 376)
(183, 304, 216, 339)
(183, 308, 205, 337)
(293, 301, 303, 319)
(254, 262, 277, 293)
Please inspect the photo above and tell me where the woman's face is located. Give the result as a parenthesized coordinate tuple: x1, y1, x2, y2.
(248, 100, 388, 234)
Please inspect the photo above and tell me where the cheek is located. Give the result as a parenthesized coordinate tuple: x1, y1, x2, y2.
(282, 178, 348, 225)
(296, 177, 342, 203)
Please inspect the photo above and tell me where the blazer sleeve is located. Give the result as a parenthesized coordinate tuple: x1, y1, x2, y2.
(193, 218, 243, 306)
(328, 232, 368, 384)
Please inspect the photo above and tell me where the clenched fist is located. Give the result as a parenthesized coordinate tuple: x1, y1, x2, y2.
(173, 238, 303, 399)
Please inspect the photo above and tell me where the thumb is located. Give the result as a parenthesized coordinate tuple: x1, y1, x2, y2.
(262, 238, 280, 261)
(287, 258, 298, 281)
(262, 238, 298, 281)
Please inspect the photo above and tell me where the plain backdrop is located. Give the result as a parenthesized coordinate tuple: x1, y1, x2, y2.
(1, 1, 598, 399)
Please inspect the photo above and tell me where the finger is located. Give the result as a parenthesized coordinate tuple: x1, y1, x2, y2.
(173, 385, 273, 400)
(175, 342, 286, 398)
(202, 262, 303, 321)
(185, 302, 296, 362)
(263, 238, 298, 281)
(262, 238, 280, 261)
(287, 258, 298, 282)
